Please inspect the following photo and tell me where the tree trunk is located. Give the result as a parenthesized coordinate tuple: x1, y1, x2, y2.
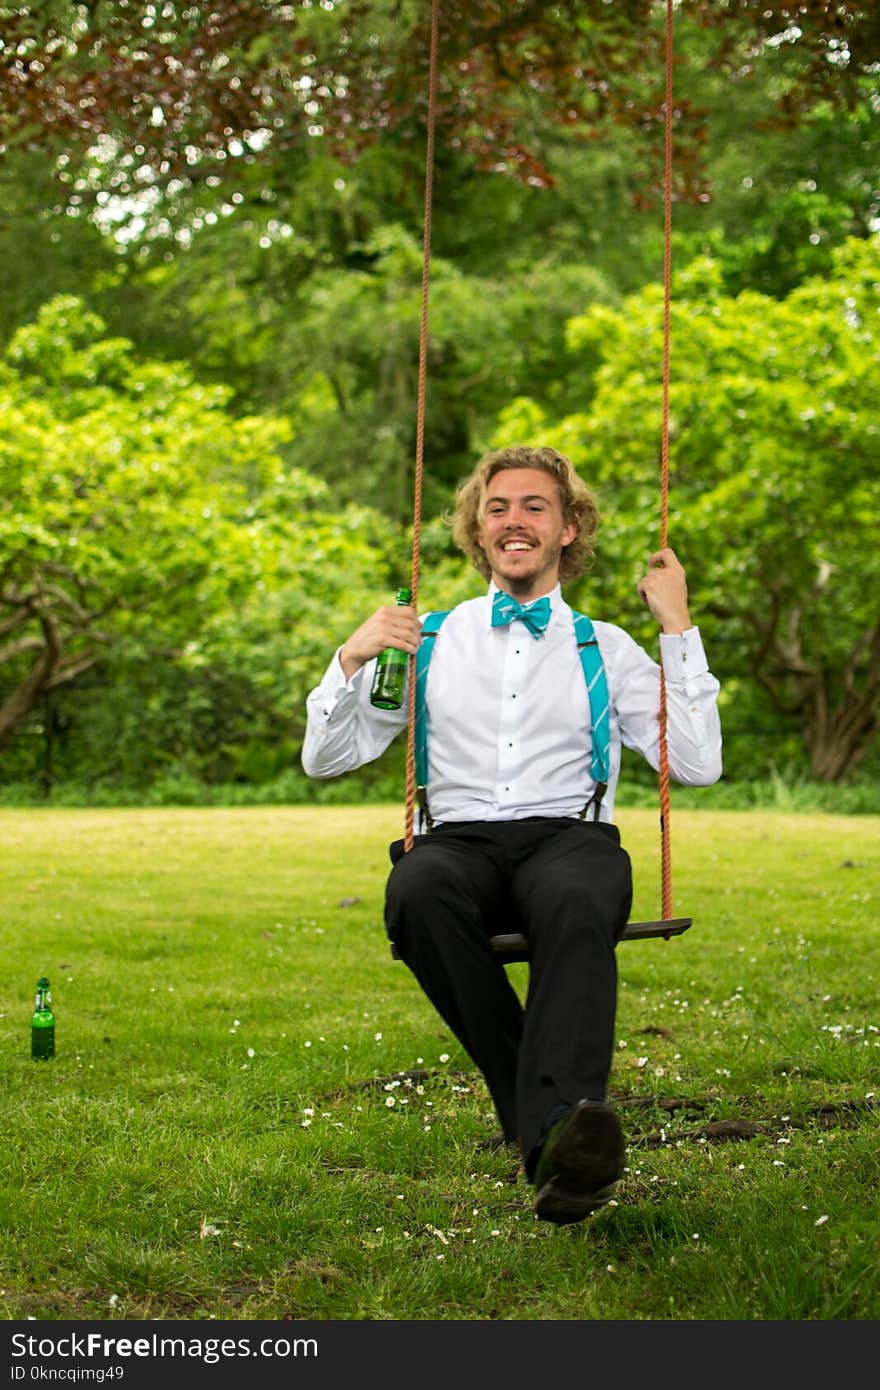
(0, 617, 59, 754)
(805, 693, 878, 782)
(0, 605, 101, 755)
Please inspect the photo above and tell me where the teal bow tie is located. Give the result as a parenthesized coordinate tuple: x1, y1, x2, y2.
(491, 590, 551, 638)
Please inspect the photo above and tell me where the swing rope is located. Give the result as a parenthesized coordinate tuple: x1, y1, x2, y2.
(403, 0, 440, 855)
(658, 0, 675, 922)
(403, 0, 679, 928)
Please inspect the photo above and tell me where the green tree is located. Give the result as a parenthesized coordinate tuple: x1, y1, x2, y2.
(495, 237, 880, 781)
(258, 224, 616, 518)
(0, 295, 398, 782)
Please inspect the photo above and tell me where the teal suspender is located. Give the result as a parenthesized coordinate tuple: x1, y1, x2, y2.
(414, 607, 610, 819)
(571, 609, 610, 799)
(415, 610, 449, 791)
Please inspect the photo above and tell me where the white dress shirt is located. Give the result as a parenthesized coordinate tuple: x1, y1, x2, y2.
(301, 583, 722, 824)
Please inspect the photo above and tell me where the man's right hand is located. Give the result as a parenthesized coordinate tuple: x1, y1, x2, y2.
(339, 604, 422, 681)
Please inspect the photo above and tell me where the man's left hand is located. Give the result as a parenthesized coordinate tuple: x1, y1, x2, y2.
(637, 548, 692, 634)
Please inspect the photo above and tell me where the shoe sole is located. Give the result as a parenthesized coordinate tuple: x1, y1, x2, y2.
(534, 1177, 617, 1225)
(533, 1101, 625, 1225)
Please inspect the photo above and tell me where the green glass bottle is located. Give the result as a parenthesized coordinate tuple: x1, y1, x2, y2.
(31, 976, 55, 1060)
(370, 587, 413, 710)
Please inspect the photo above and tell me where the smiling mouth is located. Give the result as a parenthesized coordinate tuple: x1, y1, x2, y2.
(501, 540, 534, 552)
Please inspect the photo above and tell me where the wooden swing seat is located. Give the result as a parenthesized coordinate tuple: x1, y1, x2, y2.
(390, 916, 691, 963)
(487, 917, 692, 960)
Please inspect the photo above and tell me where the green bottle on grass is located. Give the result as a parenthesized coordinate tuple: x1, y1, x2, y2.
(370, 587, 412, 710)
(31, 976, 55, 1060)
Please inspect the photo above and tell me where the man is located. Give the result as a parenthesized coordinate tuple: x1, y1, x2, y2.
(302, 444, 722, 1225)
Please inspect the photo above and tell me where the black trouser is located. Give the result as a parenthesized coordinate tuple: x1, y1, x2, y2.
(385, 817, 633, 1178)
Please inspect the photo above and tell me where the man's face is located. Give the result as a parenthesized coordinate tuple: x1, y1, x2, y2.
(477, 467, 576, 600)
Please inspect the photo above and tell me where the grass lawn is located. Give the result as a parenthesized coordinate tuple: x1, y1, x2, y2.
(1, 804, 878, 1322)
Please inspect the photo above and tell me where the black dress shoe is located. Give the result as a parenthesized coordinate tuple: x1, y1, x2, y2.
(533, 1099, 625, 1226)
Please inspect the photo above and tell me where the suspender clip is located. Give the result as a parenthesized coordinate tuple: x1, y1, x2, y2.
(417, 785, 434, 833)
(581, 780, 607, 822)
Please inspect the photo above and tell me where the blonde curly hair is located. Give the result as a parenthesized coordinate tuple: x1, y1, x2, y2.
(449, 445, 600, 584)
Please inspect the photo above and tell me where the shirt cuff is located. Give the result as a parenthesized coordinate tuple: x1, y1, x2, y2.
(315, 649, 366, 719)
(659, 627, 710, 683)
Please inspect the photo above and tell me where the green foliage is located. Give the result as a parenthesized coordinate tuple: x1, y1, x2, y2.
(2, 6, 879, 794)
(234, 224, 618, 518)
(3, 770, 880, 816)
(0, 149, 122, 350)
(0, 293, 285, 605)
(516, 237, 880, 781)
(0, 296, 399, 787)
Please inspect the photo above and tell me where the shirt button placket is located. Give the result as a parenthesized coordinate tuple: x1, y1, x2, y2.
(497, 626, 527, 806)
